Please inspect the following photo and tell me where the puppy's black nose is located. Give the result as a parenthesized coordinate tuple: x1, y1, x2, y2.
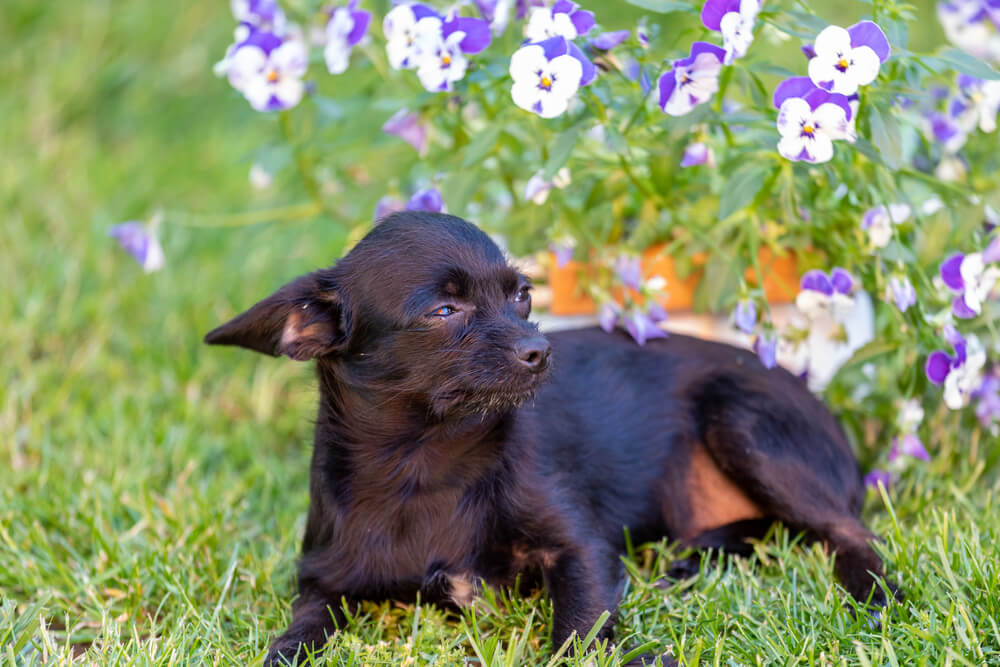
(515, 336, 551, 373)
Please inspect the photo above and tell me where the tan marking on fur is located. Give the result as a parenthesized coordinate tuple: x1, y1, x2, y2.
(447, 573, 478, 607)
(685, 444, 763, 539)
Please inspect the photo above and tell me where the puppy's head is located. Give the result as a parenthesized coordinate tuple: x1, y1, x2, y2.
(205, 211, 550, 417)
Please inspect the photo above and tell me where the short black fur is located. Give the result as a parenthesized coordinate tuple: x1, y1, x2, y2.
(204, 212, 896, 665)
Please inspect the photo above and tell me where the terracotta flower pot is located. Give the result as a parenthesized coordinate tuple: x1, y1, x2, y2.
(548, 244, 800, 316)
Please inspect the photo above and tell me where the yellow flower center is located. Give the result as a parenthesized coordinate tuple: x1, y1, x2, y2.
(266, 69, 279, 83)
(541, 75, 552, 88)
(838, 58, 849, 70)
(442, 54, 452, 66)
(802, 124, 815, 135)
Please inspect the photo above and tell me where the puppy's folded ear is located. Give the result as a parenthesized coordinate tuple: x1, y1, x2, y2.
(204, 271, 349, 361)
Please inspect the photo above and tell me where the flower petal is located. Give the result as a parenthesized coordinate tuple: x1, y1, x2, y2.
(940, 252, 966, 291)
(830, 268, 854, 294)
(847, 45, 881, 87)
(801, 269, 834, 295)
(847, 20, 891, 62)
(700, 0, 741, 31)
(925, 350, 953, 385)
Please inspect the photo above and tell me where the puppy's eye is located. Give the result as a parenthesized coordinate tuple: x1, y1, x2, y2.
(430, 305, 458, 317)
(515, 287, 532, 303)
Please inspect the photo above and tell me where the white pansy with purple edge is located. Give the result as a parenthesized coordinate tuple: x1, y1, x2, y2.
(324, 1, 371, 75)
(701, 0, 761, 65)
(417, 30, 470, 91)
(658, 42, 726, 117)
(887, 275, 917, 312)
(524, 0, 594, 42)
(227, 31, 308, 111)
(938, 0, 1000, 63)
(232, 0, 288, 34)
(773, 77, 853, 163)
(510, 37, 589, 118)
(732, 298, 757, 334)
(681, 141, 716, 167)
(382, 109, 429, 155)
(807, 21, 890, 96)
(861, 203, 911, 249)
(940, 246, 1000, 318)
(796, 267, 855, 319)
(109, 219, 165, 273)
(925, 327, 987, 409)
(950, 74, 1000, 133)
(384, 4, 443, 69)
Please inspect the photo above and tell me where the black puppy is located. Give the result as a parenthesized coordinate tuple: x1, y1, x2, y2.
(205, 212, 894, 665)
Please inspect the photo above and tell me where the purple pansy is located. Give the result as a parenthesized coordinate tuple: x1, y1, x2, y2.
(889, 434, 930, 462)
(887, 275, 917, 312)
(807, 21, 891, 96)
(658, 42, 726, 116)
(864, 469, 891, 490)
(375, 196, 406, 220)
(624, 59, 652, 95)
(861, 204, 911, 249)
(550, 240, 575, 267)
(625, 309, 668, 346)
(646, 300, 669, 324)
(925, 327, 987, 409)
(939, 249, 1000, 318)
(510, 37, 588, 118)
(589, 30, 630, 50)
(475, 0, 515, 35)
(109, 220, 165, 273)
(773, 77, 853, 163)
(680, 141, 716, 167)
(524, 0, 595, 42)
(753, 332, 778, 369)
(927, 111, 968, 153)
(525, 167, 570, 204)
(382, 109, 429, 155)
(226, 31, 308, 111)
(324, 1, 371, 75)
(732, 298, 757, 334)
(701, 0, 761, 64)
(615, 254, 642, 291)
(407, 187, 446, 212)
(795, 267, 855, 318)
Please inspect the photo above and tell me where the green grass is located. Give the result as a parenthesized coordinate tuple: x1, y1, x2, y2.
(3, 0, 1000, 665)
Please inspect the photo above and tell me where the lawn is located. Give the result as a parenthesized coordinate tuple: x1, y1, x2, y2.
(3, 0, 1000, 665)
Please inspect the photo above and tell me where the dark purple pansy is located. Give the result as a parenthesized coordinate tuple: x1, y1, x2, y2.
(407, 187, 446, 212)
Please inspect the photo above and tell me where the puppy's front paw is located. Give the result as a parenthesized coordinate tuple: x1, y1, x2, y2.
(265, 634, 329, 666)
(624, 651, 678, 667)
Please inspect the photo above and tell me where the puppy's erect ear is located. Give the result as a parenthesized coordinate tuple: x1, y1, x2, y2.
(204, 271, 349, 361)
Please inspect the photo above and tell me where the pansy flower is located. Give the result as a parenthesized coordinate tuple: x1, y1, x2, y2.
(227, 31, 309, 111)
(861, 203, 911, 249)
(382, 109, 429, 155)
(324, 1, 371, 75)
(525, 167, 570, 204)
(973, 369, 1000, 427)
(475, 0, 515, 35)
(523, 0, 595, 42)
(807, 21, 890, 96)
(109, 218, 165, 273)
(550, 237, 575, 267)
(864, 469, 891, 490)
(681, 141, 716, 167)
(773, 77, 852, 163)
(795, 267, 855, 319)
(940, 247, 1000, 318)
(700, 0, 761, 64)
(384, 3, 443, 69)
(417, 30, 470, 91)
(937, 0, 1000, 63)
(925, 327, 987, 409)
(599, 300, 620, 333)
(949, 75, 1000, 133)
(614, 254, 642, 291)
(887, 275, 917, 312)
(927, 110, 968, 153)
(589, 30, 630, 50)
(889, 434, 930, 463)
(510, 37, 586, 118)
(375, 196, 406, 220)
(231, 0, 288, 34)
(658, 42, 726, 117)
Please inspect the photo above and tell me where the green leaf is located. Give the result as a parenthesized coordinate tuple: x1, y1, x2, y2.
(923, 48, 1000, 80)
(604, 124, 628, 154)
(542, 126, 581, 180)
(623, 0, 693, 13)
(443, 168, 481, 216)
(868, 107, 903, 170)
(462, 125, 502, 167)
(696, 254, 742, 312)
(718, 163, 769, 221)
(833, 340, 899, 380)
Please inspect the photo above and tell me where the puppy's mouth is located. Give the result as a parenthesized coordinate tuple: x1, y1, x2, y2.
(430, 370, 548, 417)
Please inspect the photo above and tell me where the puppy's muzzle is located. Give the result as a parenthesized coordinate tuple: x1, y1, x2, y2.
(514, 335, 551, 374)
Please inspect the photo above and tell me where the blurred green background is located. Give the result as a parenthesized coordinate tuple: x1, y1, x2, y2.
(12, 1, 999, 666)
